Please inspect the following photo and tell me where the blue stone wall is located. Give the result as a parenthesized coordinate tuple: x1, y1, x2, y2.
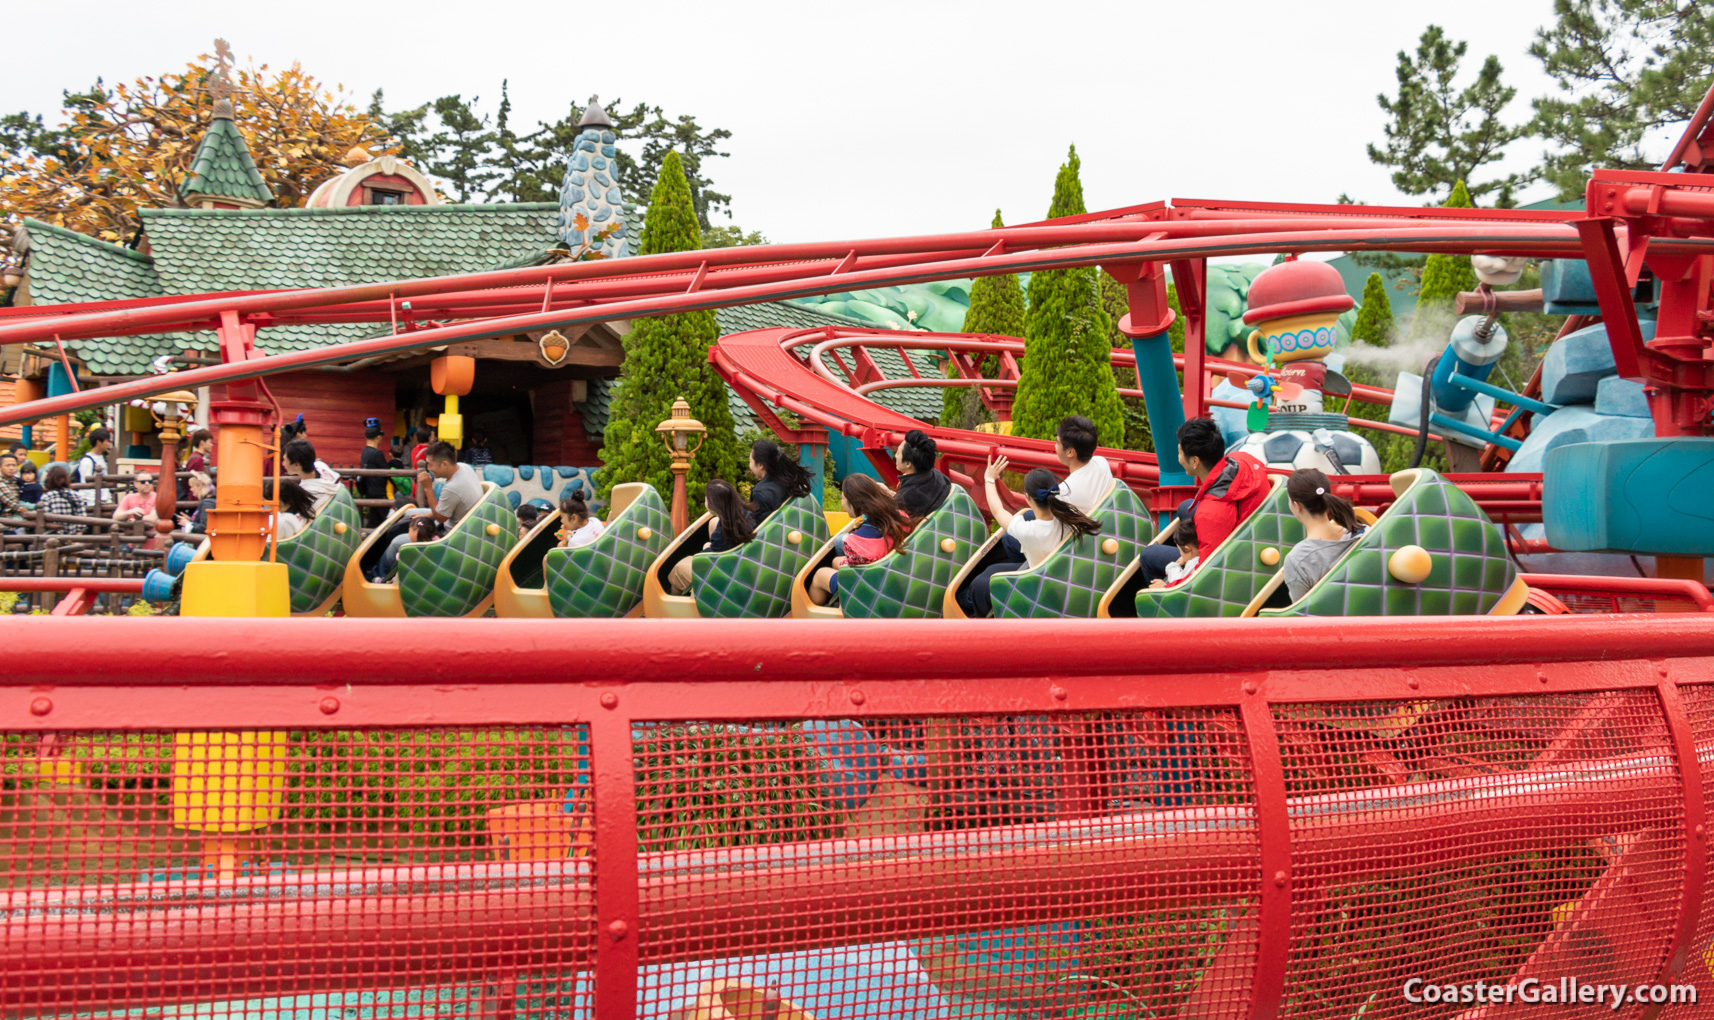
(557, 127, 628, 258)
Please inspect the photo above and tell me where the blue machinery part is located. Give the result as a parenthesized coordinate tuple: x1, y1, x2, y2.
(1431, 316, 1509, 413)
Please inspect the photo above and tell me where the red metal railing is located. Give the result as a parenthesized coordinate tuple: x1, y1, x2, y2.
(2, 615, 1712, 1018)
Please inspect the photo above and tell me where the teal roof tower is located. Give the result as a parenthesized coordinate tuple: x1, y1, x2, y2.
(180, 50, 272, 209)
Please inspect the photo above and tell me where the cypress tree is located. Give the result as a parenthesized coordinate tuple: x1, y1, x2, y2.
(1350, 272, 1396, 345)
(597, 151, 743, 511)
(943, 209, 1026, 425)
(1010, 145, 1125, 446)
(1410, 180, 1478, 339)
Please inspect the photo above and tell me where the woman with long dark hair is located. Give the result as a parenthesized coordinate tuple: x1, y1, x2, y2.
(1280, 468, 1364, 602)
(748, 439, 813, 516)
(959, 458, 1100, 617)
(262, 477, 318, 541)
(669, 479, 758, 594)
(809, 475, 910, 606)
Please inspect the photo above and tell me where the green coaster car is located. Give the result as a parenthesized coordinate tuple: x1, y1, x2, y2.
(643, 495, 829, 618)
(496, 483, 673, 618)
(1245, 468, 1528, 618)
(791, 486, 988, 619)
(1108, 476, 1302, 619)
(944, 483, 1154, 619)
(343, 482, 517, 618)
(278, 487, 363, 616)
(546, 487, 673, 617)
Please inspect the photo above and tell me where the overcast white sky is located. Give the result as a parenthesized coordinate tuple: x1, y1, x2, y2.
(8, 1, 1611, 244)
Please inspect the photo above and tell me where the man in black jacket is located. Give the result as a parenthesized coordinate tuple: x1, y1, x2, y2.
(893, 429, 951, 519)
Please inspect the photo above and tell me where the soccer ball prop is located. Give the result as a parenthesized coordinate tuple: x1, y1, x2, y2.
(1233, 427, 1381, 476)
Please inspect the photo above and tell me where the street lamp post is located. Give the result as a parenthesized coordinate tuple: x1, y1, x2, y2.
(654, 396, 706, 535)
(135, 390, 198, 534)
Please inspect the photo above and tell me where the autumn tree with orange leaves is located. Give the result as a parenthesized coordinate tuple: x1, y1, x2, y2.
(1, 49, 391, 258)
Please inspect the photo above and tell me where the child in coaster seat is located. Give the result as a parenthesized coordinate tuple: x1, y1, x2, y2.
(1280, 468, 1364, 602)
(809, 475, 909, 606)
(557, 490, 605, 549)
(1149, 513, 1199, 589)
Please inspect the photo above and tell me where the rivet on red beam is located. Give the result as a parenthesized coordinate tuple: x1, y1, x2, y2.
(318, 697, 340, 715)
(849, 689, 865, 706)
(600, 691, 619, 709)
(29, 697, 51, 717)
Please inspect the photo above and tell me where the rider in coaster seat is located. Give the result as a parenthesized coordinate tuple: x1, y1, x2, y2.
(1139, 417, 1268, 586)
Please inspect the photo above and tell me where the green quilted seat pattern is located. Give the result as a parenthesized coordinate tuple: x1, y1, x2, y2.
(1263, 469, 1517, 618)
(278, 488, 362, 615)
(1135, 481, 1304, 619)
(397, 487, 517, 617)
(543, 485, 674, 617)
(692, 496, 829, 618)
(992, 484, 1153, 619)
(837, 486, 987, 619)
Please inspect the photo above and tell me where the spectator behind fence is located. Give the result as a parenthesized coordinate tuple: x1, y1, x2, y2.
(370, 442, 481, 581)
(181, 429, 213, 500)
(175, 472, 215, 534)
(557, 490, 605, 549)
(262, 477, 318, 541)
(113, 472, 158, 524)
(668, 479, 756, 595)
(410, 426, 434, 470)
(285, 438, 341, 511)
(357, 425, 391, 527)
(461, 429, 495, 466)
(0, 453, 29, 516)
(18, 460, 41, 504)
(74, 428, 113, 509)
(38, 464, 86, 535)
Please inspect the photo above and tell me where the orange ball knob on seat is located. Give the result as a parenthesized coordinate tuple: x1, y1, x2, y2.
(1388, 545, 1433, 584)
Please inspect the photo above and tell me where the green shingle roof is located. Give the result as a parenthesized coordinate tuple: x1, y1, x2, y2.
(18, 220, 177, 374)
(182, 115, 273, 205)
(140, 203, 560, 295)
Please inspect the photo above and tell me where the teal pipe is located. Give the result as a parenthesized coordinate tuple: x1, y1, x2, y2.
(1448, 369, 1559, 417)
(1429, 412, 1522, 452)
(1131, 329, 1192, 487)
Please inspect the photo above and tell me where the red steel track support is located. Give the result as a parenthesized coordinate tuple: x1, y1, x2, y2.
(1241, 693, 1292, 1020)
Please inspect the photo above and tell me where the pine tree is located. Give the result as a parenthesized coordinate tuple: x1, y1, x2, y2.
(597, 151, 743, 512)
(1410, 181, 1478, 340)
(942, 209, 1026, 425)
(1010, 146, 1125, 446)
(1368, 26, 1528, 204)
(1350, 273, 1396, 345)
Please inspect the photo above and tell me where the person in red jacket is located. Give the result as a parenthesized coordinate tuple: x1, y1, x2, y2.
(1138, 417, 1268, 585)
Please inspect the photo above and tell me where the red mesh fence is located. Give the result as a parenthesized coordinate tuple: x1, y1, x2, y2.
(2, 618, 1712, 1019)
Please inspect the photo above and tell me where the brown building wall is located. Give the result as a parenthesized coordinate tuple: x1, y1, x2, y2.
(215, 368, 396, 466)
(532, 380, 602, 467)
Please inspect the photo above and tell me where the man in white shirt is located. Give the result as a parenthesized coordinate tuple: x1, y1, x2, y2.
(996, 415, 1112, 565)
(1052, 415, 1113, 515)
(74, 427, 113, 509)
